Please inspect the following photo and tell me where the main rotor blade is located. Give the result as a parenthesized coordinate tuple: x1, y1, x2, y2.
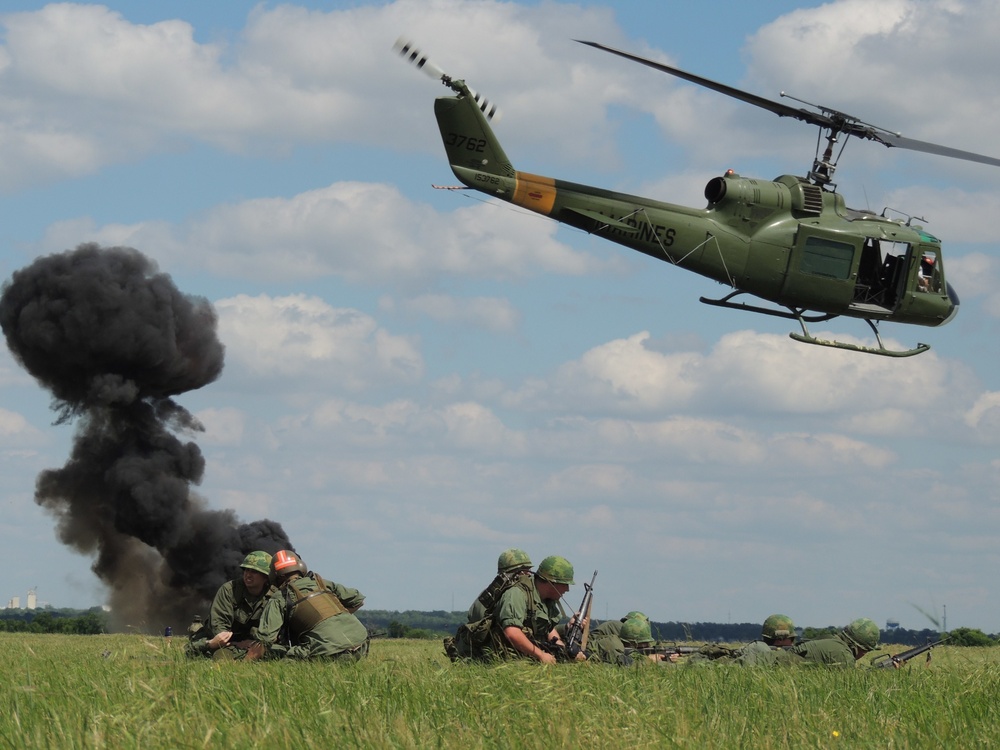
(576, 40, 830, 127)
(881, 132, 1000, 168)
(579, 40, 1000, 169)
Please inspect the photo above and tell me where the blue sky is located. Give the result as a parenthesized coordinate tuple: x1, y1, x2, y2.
(1, 0, 999, 633)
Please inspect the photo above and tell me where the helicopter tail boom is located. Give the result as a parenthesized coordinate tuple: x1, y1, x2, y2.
(434, 89, 515, 182)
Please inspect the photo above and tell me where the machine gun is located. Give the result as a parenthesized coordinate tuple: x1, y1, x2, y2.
(870, 636, 950, 669)
(558, 570, 597, 660)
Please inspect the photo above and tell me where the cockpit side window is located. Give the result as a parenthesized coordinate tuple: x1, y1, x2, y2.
(917, 248, 942, 294)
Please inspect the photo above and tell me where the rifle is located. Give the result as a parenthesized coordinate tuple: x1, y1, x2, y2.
(562, 570, 597, 659)
(631, 643, 707, 663)
(647, 644, 703, 656)
(870, 636, 950, 669)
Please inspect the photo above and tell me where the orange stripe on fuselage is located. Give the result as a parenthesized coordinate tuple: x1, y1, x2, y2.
(513, 172, 556, 216)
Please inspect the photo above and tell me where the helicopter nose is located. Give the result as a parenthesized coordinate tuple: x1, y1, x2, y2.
(942, 281, 960, 325)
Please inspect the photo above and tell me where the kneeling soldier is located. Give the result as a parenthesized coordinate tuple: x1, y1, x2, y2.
(250, 549, 369, 661)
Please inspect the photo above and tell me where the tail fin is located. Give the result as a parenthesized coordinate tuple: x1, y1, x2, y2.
(434, 86, 515, 180)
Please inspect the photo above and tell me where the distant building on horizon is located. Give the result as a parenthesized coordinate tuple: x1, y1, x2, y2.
(4, 589, 38, 610)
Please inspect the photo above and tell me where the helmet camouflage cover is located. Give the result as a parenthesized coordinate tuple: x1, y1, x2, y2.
(620, 617, 654, 645)
(621, 610, 650, 623)
(240, 550, 272, 576)
(842, 617, 880, 651)
(536, 555, 575, 585)
(761, 614, 795, 640)
(497, 548, 532, 573)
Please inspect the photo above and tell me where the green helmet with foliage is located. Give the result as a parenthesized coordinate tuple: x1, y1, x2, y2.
(621, 611, 650, 623)
(536, 555, 575, 585)
(240, 550, 272, 576)
(497, 548, 532, 573)
(620, 617, 654, 645)
(761, 614, 795, 641)
(842, 617, 880, 651)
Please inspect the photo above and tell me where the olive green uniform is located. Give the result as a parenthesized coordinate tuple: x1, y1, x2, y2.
(484, 576, 561, 660)
(591, 619, 624, 639)
(257, 573, 368, 660)
(733, 640, 800, 667)
(791, 633, 856, 667)
(467, 571, 532, 624)
(587, 631, 628, 664)
(185, 577, 274, 659)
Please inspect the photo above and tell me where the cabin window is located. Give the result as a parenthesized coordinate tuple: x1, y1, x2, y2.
(917, 249, 942, 293)
(801, 236, 855, 280)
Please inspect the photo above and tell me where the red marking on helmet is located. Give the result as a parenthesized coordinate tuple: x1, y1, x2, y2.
(273, 550, 299, 570)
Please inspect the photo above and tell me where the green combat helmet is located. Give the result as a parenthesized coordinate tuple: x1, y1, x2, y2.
(240, 550, 272, 576)
(536, 555, 575, 585)
(497, 548, 532, 573)
(621, 611, 650, 623)
(842, 617, 881, 652)
(620, 618, 654, 645)
(761, 614, 795, 641)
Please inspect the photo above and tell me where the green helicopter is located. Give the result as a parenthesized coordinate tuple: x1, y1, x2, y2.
(396, 38, 1000, 357)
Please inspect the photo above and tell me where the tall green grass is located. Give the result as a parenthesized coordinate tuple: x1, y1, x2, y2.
(0, 633, 997, 749)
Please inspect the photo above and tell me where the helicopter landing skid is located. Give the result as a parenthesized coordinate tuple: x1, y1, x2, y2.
(790, 318, 930, 358)
(700, 291, 930, 357)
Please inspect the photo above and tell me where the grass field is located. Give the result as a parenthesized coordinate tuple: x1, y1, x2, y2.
(1, 633, 998, 749)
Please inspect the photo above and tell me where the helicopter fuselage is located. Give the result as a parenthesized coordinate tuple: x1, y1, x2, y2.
(434, 85, 958, 354)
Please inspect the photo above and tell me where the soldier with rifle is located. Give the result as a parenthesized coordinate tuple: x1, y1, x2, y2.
(792, 617, 881, 667)
(733, 614, 800, 667)
(490, 555, 586, 664)
(589, 617, 682, 665)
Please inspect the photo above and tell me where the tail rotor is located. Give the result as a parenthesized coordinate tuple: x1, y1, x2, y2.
(393, 36, 501, 121)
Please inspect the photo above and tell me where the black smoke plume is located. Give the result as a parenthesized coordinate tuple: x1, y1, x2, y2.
(0, 244, 292, 630)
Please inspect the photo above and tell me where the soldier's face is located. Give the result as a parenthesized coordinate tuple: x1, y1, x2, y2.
(243, 568, 269, 596)
(538, 580, 569, 601)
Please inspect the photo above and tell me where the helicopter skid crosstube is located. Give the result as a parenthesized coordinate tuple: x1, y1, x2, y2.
(701, 290, 930, 357)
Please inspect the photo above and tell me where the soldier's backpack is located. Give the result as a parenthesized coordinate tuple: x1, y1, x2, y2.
(443, 575, 535, 662)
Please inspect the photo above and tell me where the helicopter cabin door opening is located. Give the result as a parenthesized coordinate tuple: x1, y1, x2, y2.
(850, 239, 911, 313)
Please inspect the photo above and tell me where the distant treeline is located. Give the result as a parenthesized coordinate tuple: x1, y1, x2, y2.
(1, 607, 995, 647)
(0, 608, 107, 634)
(358, 610, 998, 647)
